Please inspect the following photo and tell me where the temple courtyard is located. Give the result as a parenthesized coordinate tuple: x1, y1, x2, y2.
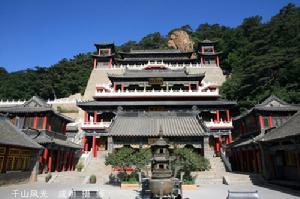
(0, 182, 299, 199)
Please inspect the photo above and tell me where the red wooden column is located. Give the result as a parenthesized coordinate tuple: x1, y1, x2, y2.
(121, 83, 124, 92)
(215, 137, 220, 154)
(226, 110, 231, 122)
(259, 115, 264, 129)
(66, 152, 70, 171)
(68, 152, 72, 171)
(47, 150, 52, 173)
(71, 151, 75, 171)
(84, 112, 88, 123)
(62, 151, 67, 171)
(216, 56, 220, 66)
(42, 116, 47, 129)
(225, 136, 229, 144)
(229, 133, 233, 143)
(268, 116, 273, 128)
(113, 84, 117, 92)
(55, 150, 61, 172)
(94, 112, 97, 124)
(33, 116, 38, 129)
(39, 154, 43, 173)
(92, 136, 97, 158)
(216, 111, 220, 123)
(43, 148, 49, 173)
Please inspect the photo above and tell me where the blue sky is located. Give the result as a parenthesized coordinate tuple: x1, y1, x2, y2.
(0, 0, 298, 72)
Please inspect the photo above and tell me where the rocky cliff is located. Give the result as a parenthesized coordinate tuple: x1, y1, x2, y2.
(167, 30, 194, 52)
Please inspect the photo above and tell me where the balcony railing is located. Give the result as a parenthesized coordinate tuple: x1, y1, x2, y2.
(204, 119, 233, 129)
(94, 88, 219, 98)
(81, 121, 112, 129)
(95, 61, 219, 70)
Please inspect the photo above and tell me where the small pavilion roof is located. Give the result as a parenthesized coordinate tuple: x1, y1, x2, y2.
(0, 96, 74, 122)
(233, 95, 299, 121)
(262, 111, 300, 142)
(24, 129, 81, 149)
(0, 115, 42, 149)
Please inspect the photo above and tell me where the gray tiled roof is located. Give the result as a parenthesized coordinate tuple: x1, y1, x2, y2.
(108, 68, 203, 79)
(262, 111, 300, 142)
(0, 96, 74, 122)
(233, 95, 299, 121)
(24, 129, 81, 149)
(0, 115, 42, 149)
(77, 100, 237, 107)
(109, 112, 207, 137)
(228, 134, 263, 148)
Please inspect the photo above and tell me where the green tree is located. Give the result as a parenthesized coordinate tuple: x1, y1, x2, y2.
(173, 148, 210, 182)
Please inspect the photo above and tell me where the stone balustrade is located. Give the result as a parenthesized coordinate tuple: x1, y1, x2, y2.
(204, 119, 233, 129)
(81, 121, 112, 129)
(94, 87, 219, 97)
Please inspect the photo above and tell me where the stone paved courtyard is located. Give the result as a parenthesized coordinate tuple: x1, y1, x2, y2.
(0, 182, 299, 199)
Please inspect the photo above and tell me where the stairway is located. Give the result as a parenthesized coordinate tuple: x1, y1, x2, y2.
(83, 151, 112, 184)
(223, 172, 264, 185)
(193, 155, 226, 185)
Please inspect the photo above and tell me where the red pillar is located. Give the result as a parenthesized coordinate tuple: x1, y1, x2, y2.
(216, 56, 220, 66)
(39, 154, 43, 173)
(47, 150, 52, 173)
(229, 133, 233, 143)
(65, 152, 70, 171)
(215, 137, 220, 154)
(85, 142, 89, 153)
(225, 136, 229, 144)
(94, 112, 97, 124)
(33, 116, 38, 129)
(259, 115, 264, 129)
(200, 57, 203, 64)
(84, 112, 88, 123)
(68, 152, 72, 171)
(55, 150, 61, 172)
(42, 116, 47, 129)
(268, 116, 273, 128)
(71, 151, 75, 171)
(109, 58, 112, 68)
(114, 84, 117, 92)
(92, 136, 97, 158)
(216, 110, 220, 123)
(226, 110, 231, 122)
(62, 151, 67, 171)
(121, 83, 124, 92)
(43, 148, 49, 160)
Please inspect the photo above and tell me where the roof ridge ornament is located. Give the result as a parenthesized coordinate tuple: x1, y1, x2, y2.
(159, 125, 163, 138)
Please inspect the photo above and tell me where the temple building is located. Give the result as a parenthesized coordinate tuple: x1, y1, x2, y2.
(227, 95, 299, 176)
(260, 111, 300, 182)
(0, 96, 81, 174)
(0, 114, 42, 185)
(78, 41, 236, 158)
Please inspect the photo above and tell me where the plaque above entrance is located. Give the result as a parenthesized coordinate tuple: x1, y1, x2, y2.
(148, 77, 163, 85)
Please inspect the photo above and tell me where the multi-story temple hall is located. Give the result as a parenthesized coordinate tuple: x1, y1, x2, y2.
(78, 41, 236, 158)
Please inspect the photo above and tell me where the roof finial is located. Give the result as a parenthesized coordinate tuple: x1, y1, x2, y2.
(159, 125, 163, 138)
